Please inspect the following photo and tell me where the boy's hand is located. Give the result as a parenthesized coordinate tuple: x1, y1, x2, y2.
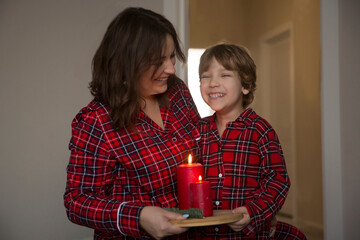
(140, 206, 189, 239)
(228, 206, 251, 232)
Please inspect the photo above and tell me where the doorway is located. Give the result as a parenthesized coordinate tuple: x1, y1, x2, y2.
(187, 0, 323, 239)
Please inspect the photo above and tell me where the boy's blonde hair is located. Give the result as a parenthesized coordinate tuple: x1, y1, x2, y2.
(199, 43, 256, 109)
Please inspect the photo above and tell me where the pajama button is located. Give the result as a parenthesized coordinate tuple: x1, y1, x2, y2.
(215, 201, 220, 206)
(172, 137, 177, 142)
(218, 173, 223, 178)
(215, 227, 219, 232)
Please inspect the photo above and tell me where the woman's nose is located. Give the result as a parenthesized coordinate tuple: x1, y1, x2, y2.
(164, 60, 176, 75)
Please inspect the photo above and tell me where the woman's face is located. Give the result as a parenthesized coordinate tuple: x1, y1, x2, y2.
(138, 34, 176, 101)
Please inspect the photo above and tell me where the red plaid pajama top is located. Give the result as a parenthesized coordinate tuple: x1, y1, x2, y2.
(198, 108, 290, 239)
(64, 78, 200, 239)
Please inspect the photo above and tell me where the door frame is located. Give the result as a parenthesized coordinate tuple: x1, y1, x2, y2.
(163, 0, 189, 84)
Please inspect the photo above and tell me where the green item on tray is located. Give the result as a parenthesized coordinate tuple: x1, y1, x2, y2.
(164, 207, 203, 218)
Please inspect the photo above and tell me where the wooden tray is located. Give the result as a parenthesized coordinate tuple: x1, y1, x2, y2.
(171, 210, 242, 227)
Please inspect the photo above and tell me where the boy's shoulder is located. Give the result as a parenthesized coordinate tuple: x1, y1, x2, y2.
(241, 108, 273, 130)
(199, 114, 215, 124)
(199, 115, 216, 133)
(198, 108, 273, 130)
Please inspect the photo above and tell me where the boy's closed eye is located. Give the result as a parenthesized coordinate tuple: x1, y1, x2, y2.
(221, 71, 235, 78)
(200, 74, 210, 80)
(221, 74, 232, 77)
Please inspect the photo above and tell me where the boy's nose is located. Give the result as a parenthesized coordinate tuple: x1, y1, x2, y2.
(209, 77, 220, 87)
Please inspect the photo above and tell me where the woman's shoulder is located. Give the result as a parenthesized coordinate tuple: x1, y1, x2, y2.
(71, 99, 111, 129)
(167, 76, 194, 109)
(168, 76, 189, 96)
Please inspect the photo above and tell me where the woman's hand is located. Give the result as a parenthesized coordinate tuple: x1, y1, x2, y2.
(228, 206, 251, 232)
(139, 206, 189, 240)
(269, 216, 277, 237)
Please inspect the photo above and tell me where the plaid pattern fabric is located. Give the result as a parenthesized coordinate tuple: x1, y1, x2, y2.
(273, 221, 307, 239)
(64, 78, 200, 240)
(198, 108, 290, 239)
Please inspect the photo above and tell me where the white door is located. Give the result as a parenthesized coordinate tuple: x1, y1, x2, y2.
(259, 24, 297, 220)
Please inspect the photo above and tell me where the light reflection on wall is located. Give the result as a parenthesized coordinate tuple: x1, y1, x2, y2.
(187, 48, 214, 118)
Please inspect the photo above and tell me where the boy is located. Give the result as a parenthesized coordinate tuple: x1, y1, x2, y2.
(198, 43, 306, 239)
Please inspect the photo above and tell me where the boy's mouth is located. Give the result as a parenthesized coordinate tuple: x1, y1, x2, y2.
(209, 93, 225, 98)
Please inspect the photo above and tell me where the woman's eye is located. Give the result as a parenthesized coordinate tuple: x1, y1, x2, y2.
(153, 59, 163, 66)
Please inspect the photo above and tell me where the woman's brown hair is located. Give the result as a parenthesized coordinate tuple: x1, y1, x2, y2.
(90, 7, 185, 130)
(199, 43, 256, 109)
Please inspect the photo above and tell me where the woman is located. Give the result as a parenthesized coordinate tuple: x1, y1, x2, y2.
(64, 7, 200, 240)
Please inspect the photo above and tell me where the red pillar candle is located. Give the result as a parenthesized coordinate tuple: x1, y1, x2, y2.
(190, 175, 213, 217)
(177, 154, 204, 210)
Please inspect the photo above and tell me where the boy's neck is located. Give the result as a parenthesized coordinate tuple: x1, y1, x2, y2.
(215, 108, 245, 136)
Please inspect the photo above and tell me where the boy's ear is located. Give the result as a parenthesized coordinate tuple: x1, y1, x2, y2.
(242, 87, 250, 95)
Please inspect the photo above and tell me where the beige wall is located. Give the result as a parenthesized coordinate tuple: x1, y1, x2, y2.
(190, 0, 247, 47)
(190, 0, 322, 233)
(292, 0, 322, 228)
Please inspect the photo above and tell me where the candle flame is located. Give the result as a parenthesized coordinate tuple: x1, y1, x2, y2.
(199, 175, 202, 181)
(188, 154, 192, 164)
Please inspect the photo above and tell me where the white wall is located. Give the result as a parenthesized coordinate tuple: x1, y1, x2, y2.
(338, 0, 360, 239)
(321, 0, 360, 239)
(0, 1, 164, 239)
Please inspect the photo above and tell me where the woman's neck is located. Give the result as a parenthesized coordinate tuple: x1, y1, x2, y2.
(142, 97, 165, 130)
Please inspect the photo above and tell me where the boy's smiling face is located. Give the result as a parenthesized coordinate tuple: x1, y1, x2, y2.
(200, 57, 249, 118)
